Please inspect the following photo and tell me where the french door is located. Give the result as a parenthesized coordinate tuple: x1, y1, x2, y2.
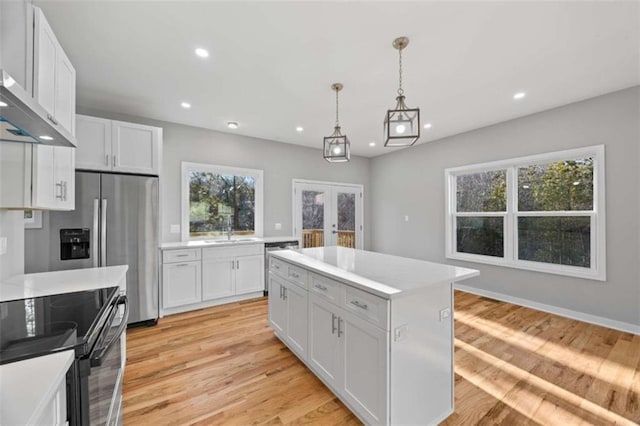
(293, 180, 363, 249)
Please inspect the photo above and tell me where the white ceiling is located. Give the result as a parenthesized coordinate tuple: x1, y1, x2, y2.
(36, 1, 640, 157)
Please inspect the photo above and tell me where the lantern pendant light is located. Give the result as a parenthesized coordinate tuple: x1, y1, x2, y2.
(323, 83, 350, 162)
(384, 36, 420, 147)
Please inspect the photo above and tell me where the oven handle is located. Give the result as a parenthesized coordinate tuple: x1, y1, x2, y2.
(90, 295, 129, 367)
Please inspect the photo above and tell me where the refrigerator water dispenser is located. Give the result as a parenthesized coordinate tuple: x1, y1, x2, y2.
(60, 229, 90, 260)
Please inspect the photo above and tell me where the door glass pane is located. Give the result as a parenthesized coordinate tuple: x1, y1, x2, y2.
(337, 192, 356, 248)
(302, 190, 325, 248)
(518, 216, 590, 267)
(456, 216, 504, 257)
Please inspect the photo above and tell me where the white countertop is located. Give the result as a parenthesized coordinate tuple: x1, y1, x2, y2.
(270, 247, 479, 299)
(160, 236, 298, 249)
(0, 350, 74, 426)
(0, 265, 128, 302)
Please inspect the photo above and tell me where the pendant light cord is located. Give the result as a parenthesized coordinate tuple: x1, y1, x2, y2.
(398, 47, 404, 96)
(335, 87, 340, 126)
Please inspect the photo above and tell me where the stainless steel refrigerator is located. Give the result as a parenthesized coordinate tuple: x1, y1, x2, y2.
(26, 171, 159, 325)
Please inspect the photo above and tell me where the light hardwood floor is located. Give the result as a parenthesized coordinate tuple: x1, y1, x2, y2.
(123, 292, 640, 425)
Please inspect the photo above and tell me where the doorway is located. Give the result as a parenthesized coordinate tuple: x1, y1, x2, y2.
(292, 180, 363, 249)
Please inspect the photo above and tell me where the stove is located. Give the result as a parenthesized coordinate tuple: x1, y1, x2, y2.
(0, 286, 119, 364)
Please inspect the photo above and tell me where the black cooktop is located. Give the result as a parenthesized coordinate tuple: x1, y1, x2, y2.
(0, 286, 119, 365)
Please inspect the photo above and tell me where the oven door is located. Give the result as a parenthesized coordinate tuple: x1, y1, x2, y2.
(85, 295, 129, 426)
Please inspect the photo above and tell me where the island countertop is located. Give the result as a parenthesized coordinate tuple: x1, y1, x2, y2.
(269, 246, 479, 299)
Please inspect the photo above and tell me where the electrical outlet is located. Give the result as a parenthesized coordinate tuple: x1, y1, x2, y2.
(404, 215, 409, 222)
(394, 324, 409, 342)
(439, 308, 451, 322)
(274, 223, 282, 230)
(170, 224, 180, 234)
(0, 237, 7, 255)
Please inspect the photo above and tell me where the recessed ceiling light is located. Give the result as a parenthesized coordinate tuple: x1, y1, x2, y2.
(423, 123, 432, 129)
(296, 126, 304, 132)
(39, 135, 53, 140)
(195, 48, 209, 58)
(513, 92, 526, 100)
(0, 101, 7, 107)
(369, 142, 376, 147)
(227, 121, 239, 129)
(181, 102, 191, 109)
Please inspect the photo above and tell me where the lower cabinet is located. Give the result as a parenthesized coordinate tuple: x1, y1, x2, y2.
(308, 294, 388, 425)
(162, 261, 202, 308)
(202, 257, 234, 300)
(268, 273, 308, 358)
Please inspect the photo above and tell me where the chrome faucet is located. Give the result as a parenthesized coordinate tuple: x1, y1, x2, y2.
(226, 216, 234, 240)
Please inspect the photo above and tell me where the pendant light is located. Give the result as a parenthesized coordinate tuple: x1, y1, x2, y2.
(323, 83, 350, 162)
(384, 36, 420, 147)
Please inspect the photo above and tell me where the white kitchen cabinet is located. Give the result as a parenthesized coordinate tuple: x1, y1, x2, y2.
(162, 261, 202, 309)
(33, 7, 76, 137)
(308, 294, 341, 385)
(0, 143, 75, 210)
(269, 273, 308, 359)
(268, 276, 286, 335)
(235, 254, 264, 294)
(202, 257, 235, 300)
(76, 115, 161, 175)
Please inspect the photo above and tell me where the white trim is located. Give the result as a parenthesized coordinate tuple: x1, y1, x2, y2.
(181, 162, 264, 242)
(454, 283, 640, 335)
(445, 145, 606, 281)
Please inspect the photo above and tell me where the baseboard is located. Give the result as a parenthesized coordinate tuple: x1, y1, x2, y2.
(454, 283, 640, 335)
(160, 291, 264, 317)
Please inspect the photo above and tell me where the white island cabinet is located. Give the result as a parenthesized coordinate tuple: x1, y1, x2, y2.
(268, 247, 479, 426)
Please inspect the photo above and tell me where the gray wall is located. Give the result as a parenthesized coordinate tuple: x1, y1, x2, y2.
(0, 211, 24, 280)
(370, 87, 640, 326)
(76, 108, 372, 247)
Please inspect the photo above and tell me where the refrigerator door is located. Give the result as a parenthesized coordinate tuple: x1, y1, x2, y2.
(34, 172, 101, 272)
(101, 174, 159, 324)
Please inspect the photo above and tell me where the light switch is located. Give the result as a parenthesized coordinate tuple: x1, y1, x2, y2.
(170, 224, 180, 234)
(0, 237, 7, 255)
(274, 223, 282, 230)
(404, 215, 409, 222)
(439, 308, 451, 322)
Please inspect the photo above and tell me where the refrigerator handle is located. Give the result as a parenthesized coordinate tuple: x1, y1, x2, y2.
(93, 199, 99, 267)
(101, 198, 108, 266)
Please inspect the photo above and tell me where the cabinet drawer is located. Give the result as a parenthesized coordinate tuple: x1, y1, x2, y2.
(309, 273, 344, 305)
(344, 286, 389, 330)
(163, 248, 201, 263)
(203, 243, 264, 259)
(269, 256, 287, 278)
(285, 263, 308, 289)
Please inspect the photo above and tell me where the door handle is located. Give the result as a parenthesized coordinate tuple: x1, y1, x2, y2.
(105, 154, 109, 166)
(237, 260, 240, 269)
(112, 155, 116, 167)
(232, 260, 235, 270)
(92, 199, 99, 267)
(337, 317, 343, 338)
(332, 230, 338, 234)
(55, 182, 64, 200)
(331, 313, 337, 334)
(282, 287, 287, 300)
(46, 114, 58, 125)
(101, 199, 107, 266)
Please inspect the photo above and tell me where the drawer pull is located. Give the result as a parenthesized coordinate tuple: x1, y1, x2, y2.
(272, 263, 280, 269)
(314, 284, 328, 291)
(350, 300, 369, 310)
(176, 254, 189, 257)
(176, 263, 190, 267)
(290, 271, 300, 278)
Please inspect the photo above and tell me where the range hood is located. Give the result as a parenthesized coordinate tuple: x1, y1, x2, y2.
(0, 69, 76, 147)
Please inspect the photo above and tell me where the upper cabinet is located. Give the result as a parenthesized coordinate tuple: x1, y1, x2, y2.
(76, 115, 162, 175)
(33, 7, 76, 137)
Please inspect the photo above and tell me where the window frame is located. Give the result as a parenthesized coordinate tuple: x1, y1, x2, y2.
(445, 145, 606, 281)
(181, 162, 264, 241)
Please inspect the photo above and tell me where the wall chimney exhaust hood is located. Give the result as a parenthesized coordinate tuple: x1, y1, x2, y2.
(0, 69, 76, 147)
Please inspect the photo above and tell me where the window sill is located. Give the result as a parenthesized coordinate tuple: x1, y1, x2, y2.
(446, 252, 606, 281)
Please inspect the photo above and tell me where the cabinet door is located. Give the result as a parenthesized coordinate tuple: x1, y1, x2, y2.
(53, 146, 75, 210)
(54, 48, 76, 136)
(111, 121, 160, 175)
(202, 257, 235, 300)
(33, 7, 56, 118)
(341, 313, 388, 425)
(284, 282, 308, 359)
(76, 115, 112, 171)
(307, 294, 342, 388)
(31, 144, 55, 208)
(235, 254, 264, 294)
(162, 262, 202, 308)
(268, 275, 286, 335)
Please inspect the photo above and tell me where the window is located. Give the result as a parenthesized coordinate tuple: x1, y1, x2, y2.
(445, 145, 605, 280)
(182, 162, 263, 240)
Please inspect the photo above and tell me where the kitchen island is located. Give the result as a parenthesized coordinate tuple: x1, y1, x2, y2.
(267, 246, 479, 426)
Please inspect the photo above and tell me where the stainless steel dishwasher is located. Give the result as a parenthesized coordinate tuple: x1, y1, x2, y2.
(264, 239, 299, 295)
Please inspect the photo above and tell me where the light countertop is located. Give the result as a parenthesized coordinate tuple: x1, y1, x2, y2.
(270, 246, 479, 299)
(0, 350, 74, 426)
(160, 236, 298, 249)
(0, 265, 128, 302)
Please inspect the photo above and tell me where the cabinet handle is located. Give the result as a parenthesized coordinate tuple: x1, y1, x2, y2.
(62, 181, 68, 201)
(112, 155, 116, 167)
(105, 154, 109, 166)
(231, 260, 235, 270)
(47, 114, 58, 125)
(272, 263, 280, 270)
(331, 313, 337, 334)
(55, 182, 64, 200)
(279, 284, 283, 299)
(176, 254, 189, 258)
(337, 317, 343, 337)
(176, 263, 189, 267)
(237, 260, 240, 269)
(282, 287, 287, 300)
(290, 271, 299, 278)
(314, 284, 328, 292)
(350, 300, 369, 310)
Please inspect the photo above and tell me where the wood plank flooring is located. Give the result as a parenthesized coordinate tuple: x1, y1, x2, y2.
(123, 292, 640, 425)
